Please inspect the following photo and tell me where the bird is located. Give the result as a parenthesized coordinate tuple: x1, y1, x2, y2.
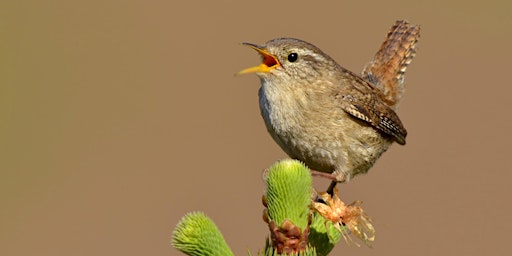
(238, 20, 420, 188)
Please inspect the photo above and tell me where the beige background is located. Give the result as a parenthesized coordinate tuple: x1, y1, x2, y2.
(1, 0, 511, 255)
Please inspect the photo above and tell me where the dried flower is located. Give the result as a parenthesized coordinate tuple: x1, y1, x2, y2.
(312, 188, 375, 247)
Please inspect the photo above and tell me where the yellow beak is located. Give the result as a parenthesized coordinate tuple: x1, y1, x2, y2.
(237, 43, 281, 75)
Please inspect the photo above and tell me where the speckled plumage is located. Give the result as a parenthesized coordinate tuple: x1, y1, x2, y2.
(242, 21, 420, 182)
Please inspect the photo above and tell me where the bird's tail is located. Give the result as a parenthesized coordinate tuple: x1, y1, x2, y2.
(362, 20, 420, 109)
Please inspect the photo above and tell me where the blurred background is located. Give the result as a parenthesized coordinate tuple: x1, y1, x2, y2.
(1, 0, 511, 255)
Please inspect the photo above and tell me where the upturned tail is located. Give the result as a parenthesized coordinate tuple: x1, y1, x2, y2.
(362, 20, 420, 109)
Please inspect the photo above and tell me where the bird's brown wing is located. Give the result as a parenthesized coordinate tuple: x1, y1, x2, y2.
(336, 74, 407, 145)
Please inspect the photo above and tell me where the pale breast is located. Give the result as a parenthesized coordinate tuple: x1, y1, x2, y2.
(259, 82, 393, 177)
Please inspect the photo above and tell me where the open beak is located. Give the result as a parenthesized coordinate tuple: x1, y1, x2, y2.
(237, 43, 281, 75)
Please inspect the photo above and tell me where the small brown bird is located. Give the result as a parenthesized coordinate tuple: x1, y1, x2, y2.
(238, 20, 420, 185)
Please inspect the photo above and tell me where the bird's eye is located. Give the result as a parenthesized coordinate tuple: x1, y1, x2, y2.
(287, 53, 298, 62)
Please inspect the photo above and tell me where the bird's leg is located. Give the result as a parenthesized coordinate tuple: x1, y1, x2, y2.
(310, 170, 337, 180)
(309, 170, 347, 196)
(326, 181, 337, 196)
